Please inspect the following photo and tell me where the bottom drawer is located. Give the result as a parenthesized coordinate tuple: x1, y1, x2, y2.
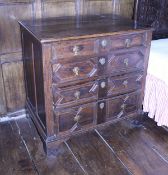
(107, 91, 141, 121)
(54, 102, 97, 134)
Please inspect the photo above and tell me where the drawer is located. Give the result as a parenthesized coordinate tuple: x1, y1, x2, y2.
(106, 91, 141, 121)
(107, 48, 145, 74)
(53, 81, 98, 108)
(52, 57, 98, 84)
(55, 102, 97, 133)
(109, 33, 146, 50)
(107, 72, 143, 97)
(52, 38, 97, 60)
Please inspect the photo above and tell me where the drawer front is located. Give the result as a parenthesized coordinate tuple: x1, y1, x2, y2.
(53, 81, 98, 108)
(51, 33, 146, 60)
(109, 33, 146, 50)
(55, 102, 97, 133)
(107, 91, 141, 121)
(107, 72, 143, 97)
(52, 58, 98, 84)
(107, 48, 144, 74)
(52, 38, 97, 59)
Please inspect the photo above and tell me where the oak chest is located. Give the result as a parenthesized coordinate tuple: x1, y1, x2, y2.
(19, 15, 152, 155)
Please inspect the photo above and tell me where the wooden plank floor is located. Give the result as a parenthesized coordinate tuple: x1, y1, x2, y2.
(1, 116, 168, 175)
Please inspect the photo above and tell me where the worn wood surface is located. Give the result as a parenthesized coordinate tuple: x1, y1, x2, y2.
(0, 0, 134, 116)
(20, 14, 152, 152)
(1, 115, 168, 175)
(0, 120, 36, 175)
(66, 130, 130, 175)
(97, 117, 168, 175)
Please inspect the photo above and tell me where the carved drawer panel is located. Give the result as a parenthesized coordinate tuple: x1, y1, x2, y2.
(55, 102, 97, 133)
(52, 38, 97, 59)
(53, 81, 98, 108)
(109, 33, 146, 50)
(107, 72, 143, 97)
(52, 58, 98, 84)
(106, 91, 140, 121)
(107, 48, 144, 74)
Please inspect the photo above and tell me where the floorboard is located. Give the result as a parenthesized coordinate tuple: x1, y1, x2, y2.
(66, 130, 131, 175)
(97, 117, 168, 175)
(0, 121, 37, 175)
(1, 116, 168, 175)
(16, 118, 85, 175)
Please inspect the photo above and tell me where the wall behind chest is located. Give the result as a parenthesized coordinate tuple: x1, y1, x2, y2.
(0, 0, 134, 116)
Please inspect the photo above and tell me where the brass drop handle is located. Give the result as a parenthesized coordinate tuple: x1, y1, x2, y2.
(124, 58, 129, 67)
(125, 39, 131, 48)
(74, 91, 80, 100)
(73, 45, 80, 56)
(99, 58, 106, 65)
(121, 104, 126, 110)
(74, 115, 81, 122)
(101, 39, 108, 48)
(123, 80, 128, 88)
(73, 67, 80, 76)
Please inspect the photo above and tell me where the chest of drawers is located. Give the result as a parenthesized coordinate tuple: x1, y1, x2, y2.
(19, 15, 152, 155)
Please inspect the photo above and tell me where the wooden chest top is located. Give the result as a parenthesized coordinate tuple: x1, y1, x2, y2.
(19, 15, 151, 42)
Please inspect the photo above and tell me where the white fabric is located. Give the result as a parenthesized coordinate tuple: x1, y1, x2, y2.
(143, 74, 168, 127)
(147, 39, 168, 85)
(143, 38, 168, 127)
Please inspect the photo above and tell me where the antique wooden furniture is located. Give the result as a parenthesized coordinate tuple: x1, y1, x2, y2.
(134, 0, 168, 39)
(19, 15, 152, 154)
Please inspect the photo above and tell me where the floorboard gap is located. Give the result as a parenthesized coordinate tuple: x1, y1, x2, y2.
(64, 141, 88, 175)
(152, 146, 168, 164)
(15, 120, 40, 175)
(95, 129, 134, 175)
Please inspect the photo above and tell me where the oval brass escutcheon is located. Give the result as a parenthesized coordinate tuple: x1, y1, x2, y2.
(99, 102, 105, 109)
(99, 58, 106, 65)
(101, 82, 106, 88)
(101, 39, 107, 48)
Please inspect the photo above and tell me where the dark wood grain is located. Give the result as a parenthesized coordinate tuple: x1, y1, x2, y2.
(97, 118, 168, 175)
(0, 121, 37, 175)
(66, 130, 131, 175)
(20, 15, 152, 153)
(16, 118, 85, 175)
(19, 15, 151, 42)
(2, 61, 25, 112)
(0, 65, 6, 115)
(135, 0, 168, 39)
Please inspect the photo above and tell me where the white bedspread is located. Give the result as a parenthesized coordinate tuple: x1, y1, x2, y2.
(147, 39, 168, 85)
(143, 38, 168, 127)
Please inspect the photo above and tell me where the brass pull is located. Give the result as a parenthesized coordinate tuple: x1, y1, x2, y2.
(124, 58, 129, 67)
(99, 58, 106, 65)
(101, 39, 107, 48)
(99, 102, 105, 109)
(73, 67, 80, 76)
(74, 115, 81, 122)
(100, 82, 106, 88)
(123, 80, 128, 88)
(121, 104, 126, 110)
(73, 45, 80, 56)
(74, 91, 80, 100)
(125, 39, 131, 48)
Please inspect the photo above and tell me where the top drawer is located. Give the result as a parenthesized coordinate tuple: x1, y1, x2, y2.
(51, 32, 147, 60)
